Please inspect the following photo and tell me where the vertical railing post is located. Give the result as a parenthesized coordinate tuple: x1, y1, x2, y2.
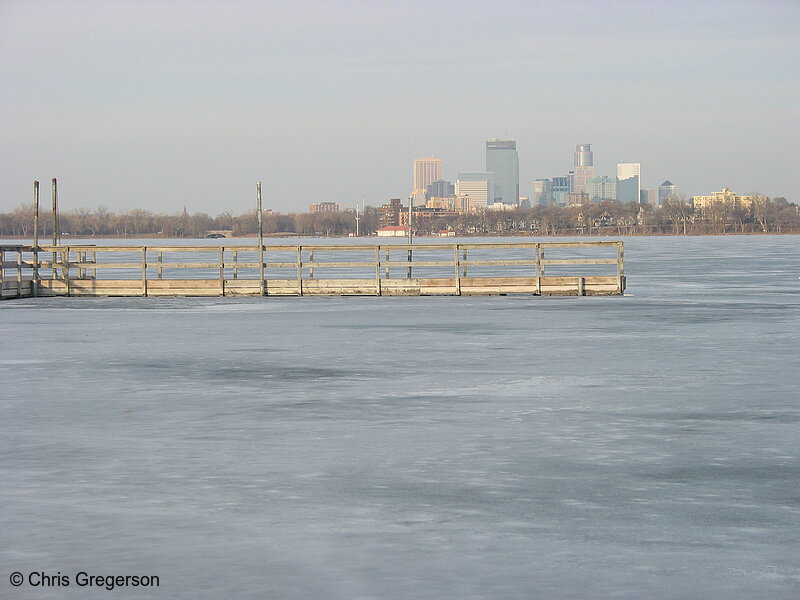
(0, 247, 4, 298)
(64, 247, 70, 296)
(617, 241, 625, 294)
(16, 247, 23, 297)
(141, 247, 148, 297)
(535, 243, 541, 295)
(385, 248, 390, 279)
(454, 244, 461, 296)
(232, 250, 238, 280)
(219, 247, 225, 296)
(157, 251, 163, 279)
(309, 250, 314, 280)
(91, 251, 97, 279)
(540, 246, 546, 278)
(296, 246, 303, 296)
(462, 248, 468, 278)
(375, 246, 382, 296)
(259, 244, 266, 296)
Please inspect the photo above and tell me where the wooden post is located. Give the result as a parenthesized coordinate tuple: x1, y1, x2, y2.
(296, 245, 303, 296)
(141, 247, 147, 297)
(219, 247, 225, 296)
(157, 251, 163, 279)
(232, 250, 238, 280)
(454, 244, 461, 296)
(407, 196, 413, 280)
(462, 248, 467, 278)
(16, 247, 22, 297)
(51, 179, 58, 281)
(540, 247, 546, 278)
(91, 251, 97, 279)
(309, 250, 314, 279)
(577, 277, 585, 296)
(33, 181, 39, 295)
(617, 241, 625, 293)
(535, 243, 541, 295)
(51, 178, 59, 247)
(0, 247, 4, 298)
(375, 246, 382, 296)
(63, 247, 70, 296)
(257, 182, 265, 296)
(33, 181, 40, 249)
(385, 248, 390, 279)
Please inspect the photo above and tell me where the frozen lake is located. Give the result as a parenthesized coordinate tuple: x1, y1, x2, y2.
(1, 235, 799, 599)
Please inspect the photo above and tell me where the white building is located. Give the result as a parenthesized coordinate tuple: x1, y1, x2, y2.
(456, 172, 495, 209)
(377, 225, 409, 237)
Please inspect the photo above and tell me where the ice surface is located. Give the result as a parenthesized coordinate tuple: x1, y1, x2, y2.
(1, 235, 799, 599)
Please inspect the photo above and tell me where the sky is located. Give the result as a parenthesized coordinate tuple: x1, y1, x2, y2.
(2, 0, 799, 215)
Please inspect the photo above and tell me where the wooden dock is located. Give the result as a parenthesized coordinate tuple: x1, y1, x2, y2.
(1, 241, 625, 299)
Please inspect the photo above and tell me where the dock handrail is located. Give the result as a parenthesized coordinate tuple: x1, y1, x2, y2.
(3, 240, 625, 298)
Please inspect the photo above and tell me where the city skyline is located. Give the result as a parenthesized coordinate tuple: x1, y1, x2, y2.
(1, 0, 798, 214)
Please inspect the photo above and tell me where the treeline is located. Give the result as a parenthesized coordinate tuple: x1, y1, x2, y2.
(0, 206, 378, 238)
(1, 197, 798, 237)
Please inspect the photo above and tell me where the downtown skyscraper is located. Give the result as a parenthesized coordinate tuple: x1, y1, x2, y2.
(617, 163, 641, 203)
(486, 139, 519, 205)
(570, 143, 596, 195)
(412, 158, 443, 198)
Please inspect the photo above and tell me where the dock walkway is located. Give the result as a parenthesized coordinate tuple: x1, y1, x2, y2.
(1, 241, 625, 299)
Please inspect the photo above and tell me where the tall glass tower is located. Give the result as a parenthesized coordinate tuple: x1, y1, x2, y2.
(486, 139, 519, 205)
(571, 143, 596, 194)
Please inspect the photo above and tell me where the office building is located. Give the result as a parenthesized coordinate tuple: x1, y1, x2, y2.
(486, 139, 519, 205)
(552, 176, 569, 207)
(617, 163, 641, 203)
(413, 158, 443, 197)
(585, 176, 617, 203)
(571, 143, 596, 195)
(640, 188, 657, 205)
(426, 179, 455, 199)
(531, 179, 553, 206)
(456, 172, 496, 209)
(658, 180, 677, 205)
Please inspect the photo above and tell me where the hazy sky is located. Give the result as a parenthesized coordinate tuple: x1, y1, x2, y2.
(2, 0, 799, 214)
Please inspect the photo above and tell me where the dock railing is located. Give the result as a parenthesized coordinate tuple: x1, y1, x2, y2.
(2, 240, 625, 298)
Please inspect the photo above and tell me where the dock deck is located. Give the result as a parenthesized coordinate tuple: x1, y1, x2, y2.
(1, 241, 625, 299)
